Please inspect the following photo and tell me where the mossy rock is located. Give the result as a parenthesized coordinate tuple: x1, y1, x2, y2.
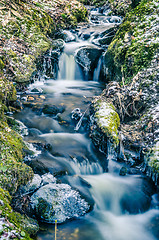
(0, 187, 38, 239)
(94, 100, 120, 146)
(90, 98, 120, 150)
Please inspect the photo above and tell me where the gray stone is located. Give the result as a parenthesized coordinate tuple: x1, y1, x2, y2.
(75, 46, 103, 73)
(31, 183, 90, 223)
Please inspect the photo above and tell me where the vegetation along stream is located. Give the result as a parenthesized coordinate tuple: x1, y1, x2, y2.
(0, 1, 159, 240)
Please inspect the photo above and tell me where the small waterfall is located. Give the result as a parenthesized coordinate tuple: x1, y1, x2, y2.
(57, 52, 84, 80)
(42, 56, 47, 76)
(93, 56, 103, 81)
(57, 53, 76, 80)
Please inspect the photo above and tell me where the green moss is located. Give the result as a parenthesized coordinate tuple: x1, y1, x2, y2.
(104, 0, 159, 84)
(148, 142, 159, 173)
(94, 100, 120, 146)
(0, 120, 34, 194)
(0, 187, 35, 239)
(0, 59, 5, 71)
(0, 78, 34, 193)
(0, 79, 17, 103)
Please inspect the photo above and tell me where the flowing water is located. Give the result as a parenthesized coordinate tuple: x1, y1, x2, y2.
(14, 8, 159, 240)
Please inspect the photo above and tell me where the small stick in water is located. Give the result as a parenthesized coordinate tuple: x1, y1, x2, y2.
(74, 106, 89, 131)
(55, 220, 57, 240)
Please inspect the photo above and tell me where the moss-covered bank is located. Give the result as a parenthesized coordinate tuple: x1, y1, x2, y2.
(0, 78, 36, 239)
(0, 0, 88, 83)
(104, 0, 159, 84)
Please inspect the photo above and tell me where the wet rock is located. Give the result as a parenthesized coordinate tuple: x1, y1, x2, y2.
(119, 166, 127, 176)
(98, 35, 115, 46)
(151, 194, 159, 209)
(28, 159, 49, 175)
(52, 39, 65, 51)
(32, 153, 69, 177)
(128, 168, 142, 175)
(12, 194, 33, 216)
(92, 27, 117, 46)
(20, 216, 39, 236)
(82, 33, 91, 40)
(146, 214, 159, 239)
(42, 104, 65, 115)
(30, 87, 43, 93)
(75, 45, 103, 78)
(10, 99, 23, 110)
(59, 175, 95, 210)
(28, 128, 42, 137)
(31, 183, 90, 223)
(109, 16, 121, 23)
(121, 176, 156, 213)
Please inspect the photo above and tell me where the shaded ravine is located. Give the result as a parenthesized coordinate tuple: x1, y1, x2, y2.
(14, 8, 159, 240)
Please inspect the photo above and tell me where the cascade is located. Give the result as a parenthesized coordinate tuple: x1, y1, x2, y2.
(57, 53, 76, 80)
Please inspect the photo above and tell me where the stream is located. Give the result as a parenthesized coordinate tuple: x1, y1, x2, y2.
(14, 7, 159, 240)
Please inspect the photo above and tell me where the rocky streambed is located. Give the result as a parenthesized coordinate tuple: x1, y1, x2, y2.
(0, 1, 159, 240)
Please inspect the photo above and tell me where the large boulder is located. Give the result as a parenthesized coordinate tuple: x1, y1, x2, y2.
(75, 45, 103, 79)
(31, 183, 90, 223)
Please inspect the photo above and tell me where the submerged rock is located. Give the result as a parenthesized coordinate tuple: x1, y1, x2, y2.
(119, 166, 127, 176)
(31, 183, 90, 223)
(42, 104, 65, 115)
